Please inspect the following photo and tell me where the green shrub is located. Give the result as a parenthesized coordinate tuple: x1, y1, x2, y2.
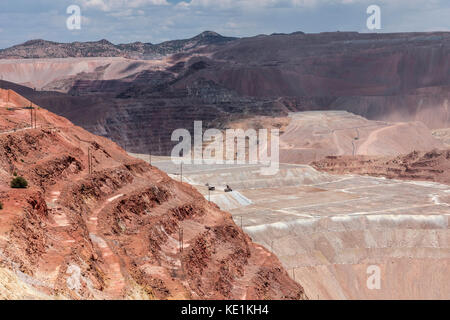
(13, 172, 17, 177)
(0, 202, 3, 210)
(10, 176, 28, 189)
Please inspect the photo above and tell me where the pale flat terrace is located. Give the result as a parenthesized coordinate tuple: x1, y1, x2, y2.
(130, 153, 450, 300)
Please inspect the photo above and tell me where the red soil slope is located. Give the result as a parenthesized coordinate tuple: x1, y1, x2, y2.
(0, 90, 306, 300)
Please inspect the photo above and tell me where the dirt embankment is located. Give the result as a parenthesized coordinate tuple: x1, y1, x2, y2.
(0, 90, 306, 300)
(312, 149, 450, 185)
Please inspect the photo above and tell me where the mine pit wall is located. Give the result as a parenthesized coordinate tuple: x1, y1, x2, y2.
(244, 214, 450, 300)
(142, 159, 450, 300)
(0, 88, 32, 107)
(0, 88, 308, 299)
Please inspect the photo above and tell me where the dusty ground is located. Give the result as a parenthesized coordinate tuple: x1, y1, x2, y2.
(0, 57, 171, 91)
(140, 156, 450, 300)
(200, 111, 444, 165)
(276, 111, 444, 163)
(0, 90, 306, 300)
(3, 32, 450, 161)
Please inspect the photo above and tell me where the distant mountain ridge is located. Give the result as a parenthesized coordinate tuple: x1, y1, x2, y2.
(1, 30, 450, 156)
(0, 31, 237, 59)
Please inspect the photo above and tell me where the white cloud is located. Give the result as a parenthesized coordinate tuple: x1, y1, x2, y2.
(176, 0, 299, 10)
(0, 0, 448, 49)
(176, 0, 440, 10)
(77, 0, 169, 12)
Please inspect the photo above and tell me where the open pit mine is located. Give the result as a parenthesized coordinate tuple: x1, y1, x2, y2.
(0, 89, 305, 300)
(0, 30, 449, 300)
(1, 31, 449, 156)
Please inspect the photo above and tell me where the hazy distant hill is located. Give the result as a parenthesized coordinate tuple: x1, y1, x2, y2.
(0, 31, 237, 59)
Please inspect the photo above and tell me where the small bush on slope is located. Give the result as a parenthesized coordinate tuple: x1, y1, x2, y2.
(10, 177, 28, 189)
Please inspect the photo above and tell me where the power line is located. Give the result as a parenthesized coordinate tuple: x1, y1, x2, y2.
(179, 227, 184, 279)
(88, 147, 94, 174)
(34, 106, 37, 128)
(179, 228, 184, 254)
(180, 163, 183, 183)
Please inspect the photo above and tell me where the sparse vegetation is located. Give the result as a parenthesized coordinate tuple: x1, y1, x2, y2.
(10, 176, 28, 189)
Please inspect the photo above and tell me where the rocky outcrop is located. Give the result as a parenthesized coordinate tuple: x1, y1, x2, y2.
(312, 149, 450, 185)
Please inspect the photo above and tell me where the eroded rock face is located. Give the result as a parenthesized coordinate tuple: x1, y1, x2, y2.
(0, 91, 306, 300)
(312, 149, 450, 185)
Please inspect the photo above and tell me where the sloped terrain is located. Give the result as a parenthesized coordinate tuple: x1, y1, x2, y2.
(312, 149, 450, 185)
(0, 31, 449, 158)
(0, 57, 171, 91)
(0, 90, 306, 300)
(144, 158, 450, 300)
(225, 111, 445, 164)
(174, 31, 450, 129)
(0, 79, 287, 155)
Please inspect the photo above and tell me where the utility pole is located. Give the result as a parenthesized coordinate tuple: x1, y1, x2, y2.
(179, 228, 184, 254)
(88, 147, 93, 174)
(30, 104, 37, 129)
(353, 128, 360, 156)
(180, 163, 183, 183)
(148, 146, 152, 166)
(28, 104, 37, 129)
(30, 106, 33, 128)
(179, 227, 184, 279)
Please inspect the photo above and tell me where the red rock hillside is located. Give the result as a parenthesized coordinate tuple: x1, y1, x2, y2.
(0, 90, 306, 300)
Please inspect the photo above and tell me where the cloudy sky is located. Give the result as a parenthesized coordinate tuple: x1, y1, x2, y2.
(0, 0, 449, 48)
